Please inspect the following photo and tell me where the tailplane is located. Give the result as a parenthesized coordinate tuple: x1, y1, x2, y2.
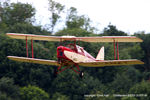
(96, 46, 104, 60)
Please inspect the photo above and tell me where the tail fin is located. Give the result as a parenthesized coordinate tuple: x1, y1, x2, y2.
(96, 46, 104, 60)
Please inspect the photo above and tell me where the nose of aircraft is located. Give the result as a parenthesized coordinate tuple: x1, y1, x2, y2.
(57, 46, 64, 57)
(57, 46, 65, 63)
(57, 46, 74, 64)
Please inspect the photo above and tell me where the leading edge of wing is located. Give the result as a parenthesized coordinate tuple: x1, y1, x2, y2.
(79, 36, 143, 42)
(6, 33, 61, 41)
(79, 59, 144, 67)
(7, 56, 59, 66)
(7, 33, 143, 42)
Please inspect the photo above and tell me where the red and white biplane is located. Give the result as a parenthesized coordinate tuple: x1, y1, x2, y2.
(7, 33, 144, 77)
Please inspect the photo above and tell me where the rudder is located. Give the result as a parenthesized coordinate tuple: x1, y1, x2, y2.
(96, 46, 104, 60)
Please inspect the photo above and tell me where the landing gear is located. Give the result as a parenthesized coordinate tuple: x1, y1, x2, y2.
(53, 63, 84, 78)
(79, 71, 84, 78)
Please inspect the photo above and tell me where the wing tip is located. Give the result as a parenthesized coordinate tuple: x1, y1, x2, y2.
(7, 56, 59, 66)
(137, 60, 144, 64)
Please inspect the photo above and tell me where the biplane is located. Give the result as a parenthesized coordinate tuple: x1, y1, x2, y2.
(6, 33, 144, 78)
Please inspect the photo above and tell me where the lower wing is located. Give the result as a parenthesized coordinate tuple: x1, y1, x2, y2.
(78, 59, 144, 67)
(7, 56, 144, 67)
(7, 56, 59, 66)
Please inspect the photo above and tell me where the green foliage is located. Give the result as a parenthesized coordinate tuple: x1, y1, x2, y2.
(0, 77, 20, 100)
(121, 97, 137, 100)
(9, 23, 49, 35)
(135, 33, 150, 71)
(111, 72, 134, 93)
(48, 0, 65, 33)
(0, 2, 35, 25)
(129, 80, 150, 100)
(108, 67, 143, 95)
(0, 2, 41, 34)
(0, 22, 8, 33)
(66, 7, 95, 32)
(103, 24, 127, 36)
(51, 92, 70, 100)
(51, 70, 102, 99)
(127, 43, 144, 59)
(56, 28, 92, 36)
(0, 92, 12, 100)
(20, 85, 49, 100)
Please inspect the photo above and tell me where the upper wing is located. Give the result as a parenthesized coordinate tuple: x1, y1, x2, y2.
(7, 56, 59, 66)
(7, 33, 143, 42)
(7, 33, 61, 41)
(78, 36, 143, 42)
(78, 59, 144, 67)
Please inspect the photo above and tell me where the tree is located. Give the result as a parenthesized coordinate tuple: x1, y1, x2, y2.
(20, 85, 49, 100)
(51, 92, 70, 100)
(128, 43, 144, 60)
(9, 23, 50, 35)
(103, 24, 127, 36)
(66, 7, 83, 29)
(0, 92, 12, 100)
(0, 77, 20, 100)
(121, 97, 137, 100)
(135, 33, 150, 71)
(51, 70, 102, 100)
(0, 2, 35, 26)
(129, 80, 150, 100)
(48, 0, 65, 33)
(0, 2, 36, 33)
(56, 7, 97, 36)
(110, 67, 142, 93)
(56, 28, 92, 36)
(65, 7, 95, 32)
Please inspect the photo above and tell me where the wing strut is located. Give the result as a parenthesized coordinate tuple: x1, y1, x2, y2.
(31, 39, 34, 58)
(117, 42, 119, 60)
(114, 40, 116, 60)
(26, 36, 28, 57)
(114, 40, 119, 60)
(26, 37, 34, 58)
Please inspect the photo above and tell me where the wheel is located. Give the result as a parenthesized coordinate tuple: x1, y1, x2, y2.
(79, 71, 84, 78)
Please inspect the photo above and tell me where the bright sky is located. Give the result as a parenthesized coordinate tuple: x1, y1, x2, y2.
(11, 0, 150, 34)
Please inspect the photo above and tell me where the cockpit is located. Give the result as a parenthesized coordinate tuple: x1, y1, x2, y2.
(76, 45, 85, 54)
(67, 44, 85, 54)
(67, 44, 76, 51)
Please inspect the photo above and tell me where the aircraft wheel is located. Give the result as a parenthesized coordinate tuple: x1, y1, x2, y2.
(79, 71, 84, 78)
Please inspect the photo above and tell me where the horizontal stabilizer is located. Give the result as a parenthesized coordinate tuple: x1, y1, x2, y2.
(7, 56, 59, 66)
(79, 59, 144, 67)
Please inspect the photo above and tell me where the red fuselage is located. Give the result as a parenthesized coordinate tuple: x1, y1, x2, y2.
(57, 44, 95, 65)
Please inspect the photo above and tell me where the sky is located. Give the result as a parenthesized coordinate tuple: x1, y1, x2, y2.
(10, 0, 150, 34)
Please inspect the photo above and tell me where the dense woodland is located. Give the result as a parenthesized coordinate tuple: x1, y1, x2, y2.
(0, 1, 150, 100)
